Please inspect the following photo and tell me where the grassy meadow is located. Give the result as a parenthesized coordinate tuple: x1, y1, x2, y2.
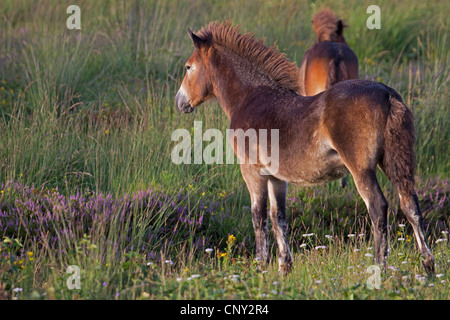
(0, 0, 448, 300)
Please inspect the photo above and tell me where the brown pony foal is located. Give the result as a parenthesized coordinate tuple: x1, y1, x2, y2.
(175, 22, 434, 275)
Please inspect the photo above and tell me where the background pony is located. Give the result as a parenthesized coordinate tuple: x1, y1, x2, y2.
(298, 9, 359, 96)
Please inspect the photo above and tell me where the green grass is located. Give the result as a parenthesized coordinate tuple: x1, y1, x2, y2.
(0, 0, 448, 300)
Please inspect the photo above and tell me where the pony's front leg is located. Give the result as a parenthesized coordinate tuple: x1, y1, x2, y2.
(240, 164, 269, 265)
(268, 178, 293, 275)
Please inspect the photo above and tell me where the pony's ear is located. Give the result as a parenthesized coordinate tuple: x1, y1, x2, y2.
(336, 20, 345, 36)
(188, 28, 207, 49)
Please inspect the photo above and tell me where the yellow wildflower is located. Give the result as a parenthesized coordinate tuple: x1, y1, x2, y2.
(365, 57, 375, 66)
(227, 234, 236, 246)
(14, 260, 24, 269)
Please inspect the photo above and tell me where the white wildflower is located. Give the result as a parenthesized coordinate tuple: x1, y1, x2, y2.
(388, 266, 398, 271)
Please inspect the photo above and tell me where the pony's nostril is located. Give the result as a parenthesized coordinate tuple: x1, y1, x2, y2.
(175, 90, 193, 113)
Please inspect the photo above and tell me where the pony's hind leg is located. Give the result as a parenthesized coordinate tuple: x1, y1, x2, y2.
(380, 94, 434, 273)
(240, 164, 269, 265)
(352, 169, 389, 268)
(341, 176, 347, 188)
(268, 178, 292, 275)
(398, 192, 434, 274)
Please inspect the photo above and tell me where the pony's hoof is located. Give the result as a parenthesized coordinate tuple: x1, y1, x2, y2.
(279, 262, 293, 276)
(341, 177, 347, 189)
(421, 256, 435, 275)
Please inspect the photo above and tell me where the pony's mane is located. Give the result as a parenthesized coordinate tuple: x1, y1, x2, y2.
(196, 21, 300, 93)
(312, 9, 347, 43)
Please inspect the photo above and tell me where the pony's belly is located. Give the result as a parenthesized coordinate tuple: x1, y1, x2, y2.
(290, 165, 349, 186)
(273, 160, 350, 186)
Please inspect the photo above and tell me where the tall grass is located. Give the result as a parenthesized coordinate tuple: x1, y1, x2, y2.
(0, 0, 448, 300)
(0, 0, 447, 194)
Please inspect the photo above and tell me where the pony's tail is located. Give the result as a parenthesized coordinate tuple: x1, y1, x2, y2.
(382, 90, 416, 194)
(326, 58, 348, 89)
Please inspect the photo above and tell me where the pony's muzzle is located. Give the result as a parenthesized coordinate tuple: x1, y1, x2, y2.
(175, 89, 194, 113)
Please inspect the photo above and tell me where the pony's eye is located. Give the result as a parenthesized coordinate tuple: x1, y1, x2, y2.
(186, 65, 191, 71)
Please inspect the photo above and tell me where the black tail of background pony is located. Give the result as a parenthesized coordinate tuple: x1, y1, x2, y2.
(326, 57, 348, 89)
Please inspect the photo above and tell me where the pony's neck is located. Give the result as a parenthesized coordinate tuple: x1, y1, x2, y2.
(210, 46, 277, 120)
